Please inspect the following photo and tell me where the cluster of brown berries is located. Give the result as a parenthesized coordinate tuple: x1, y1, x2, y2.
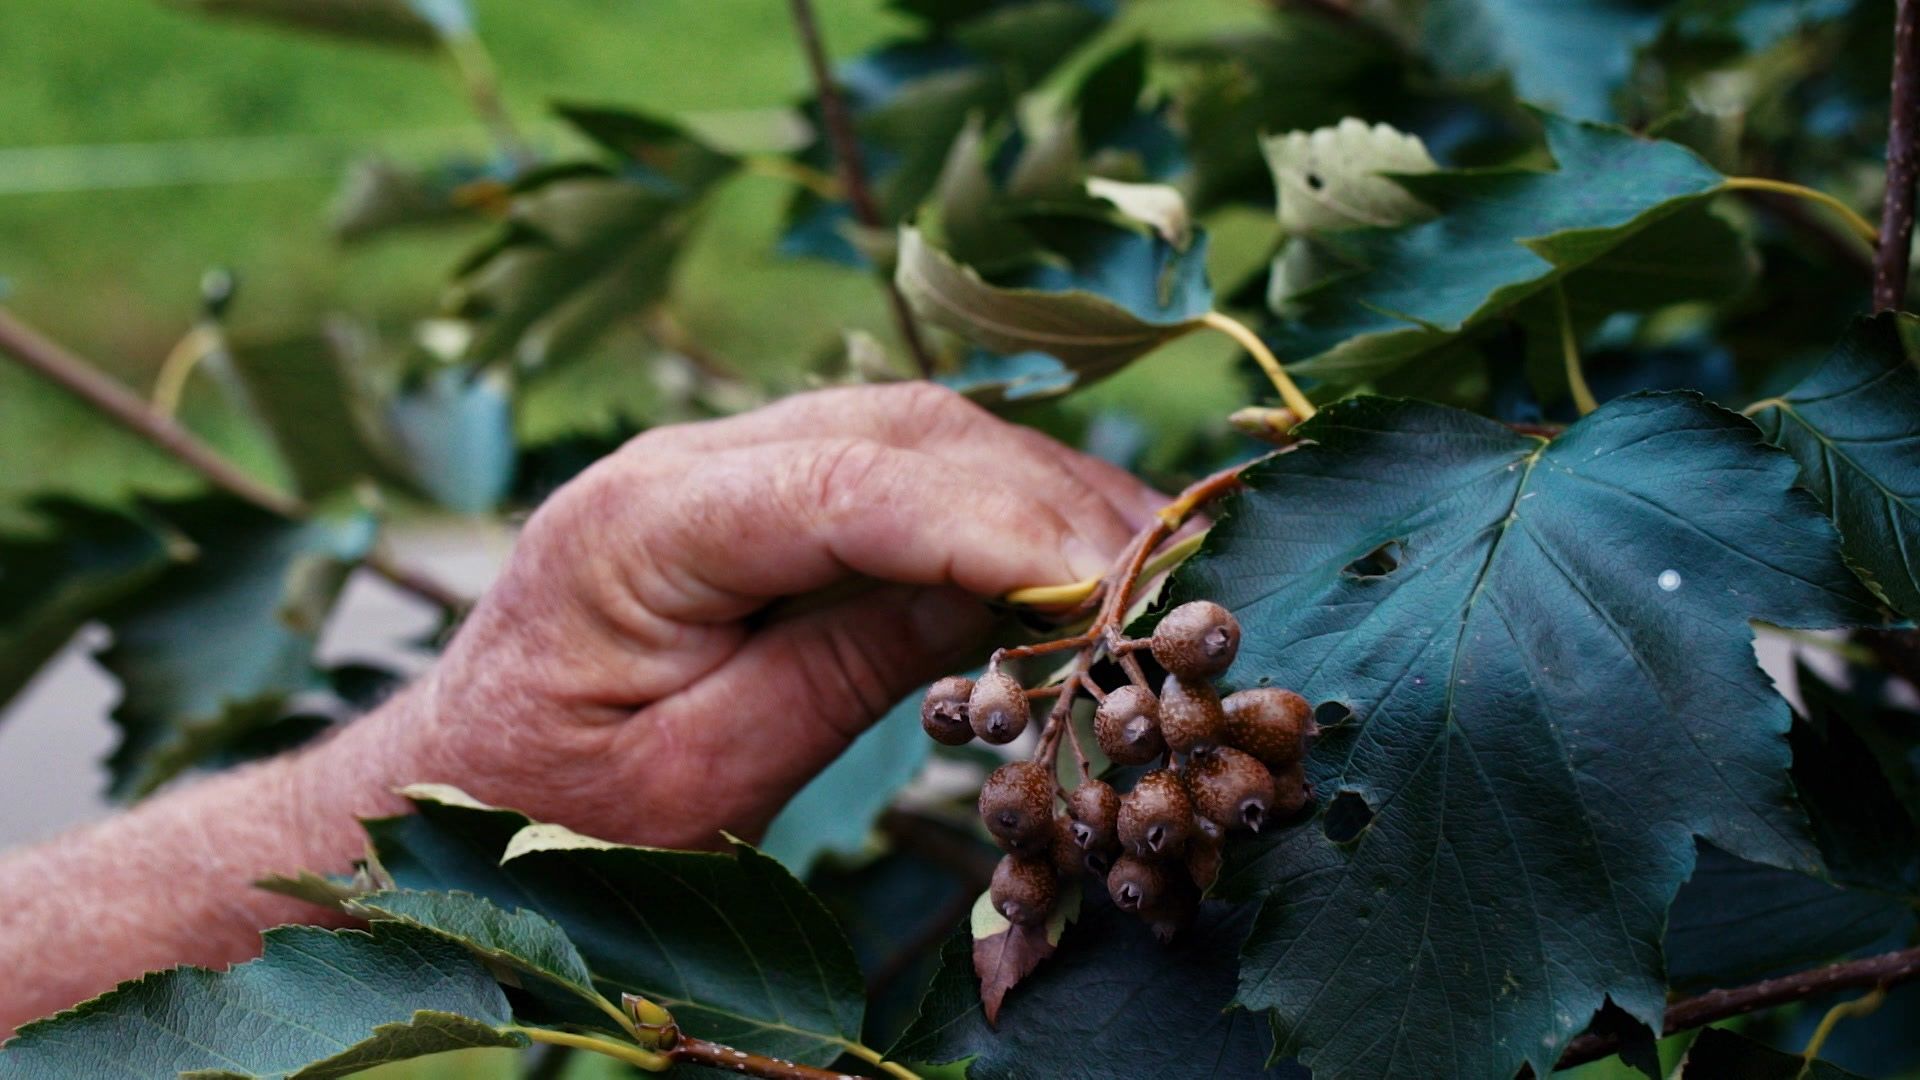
(921, 600, 1315, 941)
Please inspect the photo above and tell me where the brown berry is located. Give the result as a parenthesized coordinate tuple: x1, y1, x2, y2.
(1159, 675, 1226, 754)
(1185, 821, 1225, 891)
(1151, 600, 1241, 680)
(992, 854, 1058, 926)
(1094, 684, 1164, 765)
(1187, 746, 1278, 833)
(1223, 688, 1314, 767)
(1117, 769, 1194, 857)
(1066, 779, 1121, 853)
(1106, 854, 1170, 913)
(1142, 874, 1199, 944)
(968, 672, 1030, 745)
(1272, 760, 1313, 820)
(1048, 814, 1091, 879)
(979, 761, 1054, 852)
(920, 675, 975, 746)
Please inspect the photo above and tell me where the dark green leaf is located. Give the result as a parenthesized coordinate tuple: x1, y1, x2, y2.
(896, 221, 1212, 386)
(347, 890, 617, 1022)
(551, 104, 738, 195)
(1413, 0, 1668, 120)
(1677, 1026, 1867, 1079)
(760, 685, 930, 877)
(1791, 662, 1920, 895)
(894, 898, 1304, 1079)
(364, 788, 868, 1066)
(1749, 314, 1920, 617)
(0, 503, 175, 709)
(1173, 393, 1877, 1077)
(1665, 843, 1913, 993)
(453, 173, 700, 370)
(0, 923, 522, 1079)
(101, 502, 376, 797)
(1273, 115, 1727, 387)
(330, 157, 500, 243)
(160, 0, 461, 49)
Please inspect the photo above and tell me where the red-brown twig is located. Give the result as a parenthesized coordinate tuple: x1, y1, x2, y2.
(1547, 945, 1920, 1072)
(1003, 464, 1252, 779)
(0, 307, 471, 617)
(668, 1035, 872, 1079)
(786, 0, 936, 378)
(1878, 0, 1920, 311)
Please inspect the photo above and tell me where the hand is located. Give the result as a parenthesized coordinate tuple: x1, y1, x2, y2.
(381, 383, 1162, 849)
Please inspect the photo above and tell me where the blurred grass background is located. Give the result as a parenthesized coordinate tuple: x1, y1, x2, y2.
(0, 0, 1250, 448)
(0, 0, 903, 374)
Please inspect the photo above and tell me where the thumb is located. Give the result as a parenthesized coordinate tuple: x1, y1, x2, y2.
(607, 585, 993, 849)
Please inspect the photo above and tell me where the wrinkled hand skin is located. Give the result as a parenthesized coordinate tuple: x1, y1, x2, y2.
(0, 384, 1161, 1036)
(409, 383, 1161, 847)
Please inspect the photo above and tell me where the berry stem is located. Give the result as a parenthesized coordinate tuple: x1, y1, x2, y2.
(1720, 176, 1878, 246)
(1877, 0, 1920, 310)
(1200, 311, 1316, 421)
(1018, 464, 1254, 781)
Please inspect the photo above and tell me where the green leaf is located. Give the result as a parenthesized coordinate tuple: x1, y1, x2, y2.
(1172, 393, 1878, 1078)
(894, 898, 1303, 1079)
(759, 685, 930, 877)
(0, 366, 204, 533)
(896, 221, 1212, 386)
(1413, 0, 1668, 120)
(330, 157, 497, 243)
(346, 890, 617, 1023)
(1665, 843, 1912, 993)
(1260, 118, 1437, 236)
(100, 502, 376, 797)
(0, 923, 523, 1079)
(0, 503, 176, 710)
(1791, 661, 1920, 895)
(1273, 115, 1727, 387)
(452, 172, 699, 371)
(225, 329, 402, 502)
(936, 350, 1081, 405)
(160, 0, 461, 49)
(1677, 1027, 1868, 1079)
(386, 368, 516, 514)
(1750, 314, 1920, 617)
(364, 788, 869, 1066)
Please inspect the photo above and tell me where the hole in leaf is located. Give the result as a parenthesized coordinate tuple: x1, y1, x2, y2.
(1342, 539, 1406, 579)
(1323, 790, 1375, 844)
(1314, 700, 1354, 729)
(1305, 171, 1325, 191)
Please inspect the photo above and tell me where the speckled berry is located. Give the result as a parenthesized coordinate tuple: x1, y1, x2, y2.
(1117, 769, 1194, 857)
(1094, 684, 1164, 765)
(1106, 854, 1171, 913)
(1186, 746, 1278, 833)
(1223, 687, 1314, 767)
(992, 854, 1057, 926)
(1159, 674, 1226, 754)
(920, 675, 975, 746)
(1151, 601, 1241, 681)
(979, 761, 1054, 853)
(968, 672, 1030, 745)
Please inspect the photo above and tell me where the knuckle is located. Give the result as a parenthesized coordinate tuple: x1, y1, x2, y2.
(888, 381, 984, 438)
(794, 436, 892, 522)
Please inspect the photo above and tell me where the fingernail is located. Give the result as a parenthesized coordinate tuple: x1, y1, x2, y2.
(912, 588, 991, 655)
